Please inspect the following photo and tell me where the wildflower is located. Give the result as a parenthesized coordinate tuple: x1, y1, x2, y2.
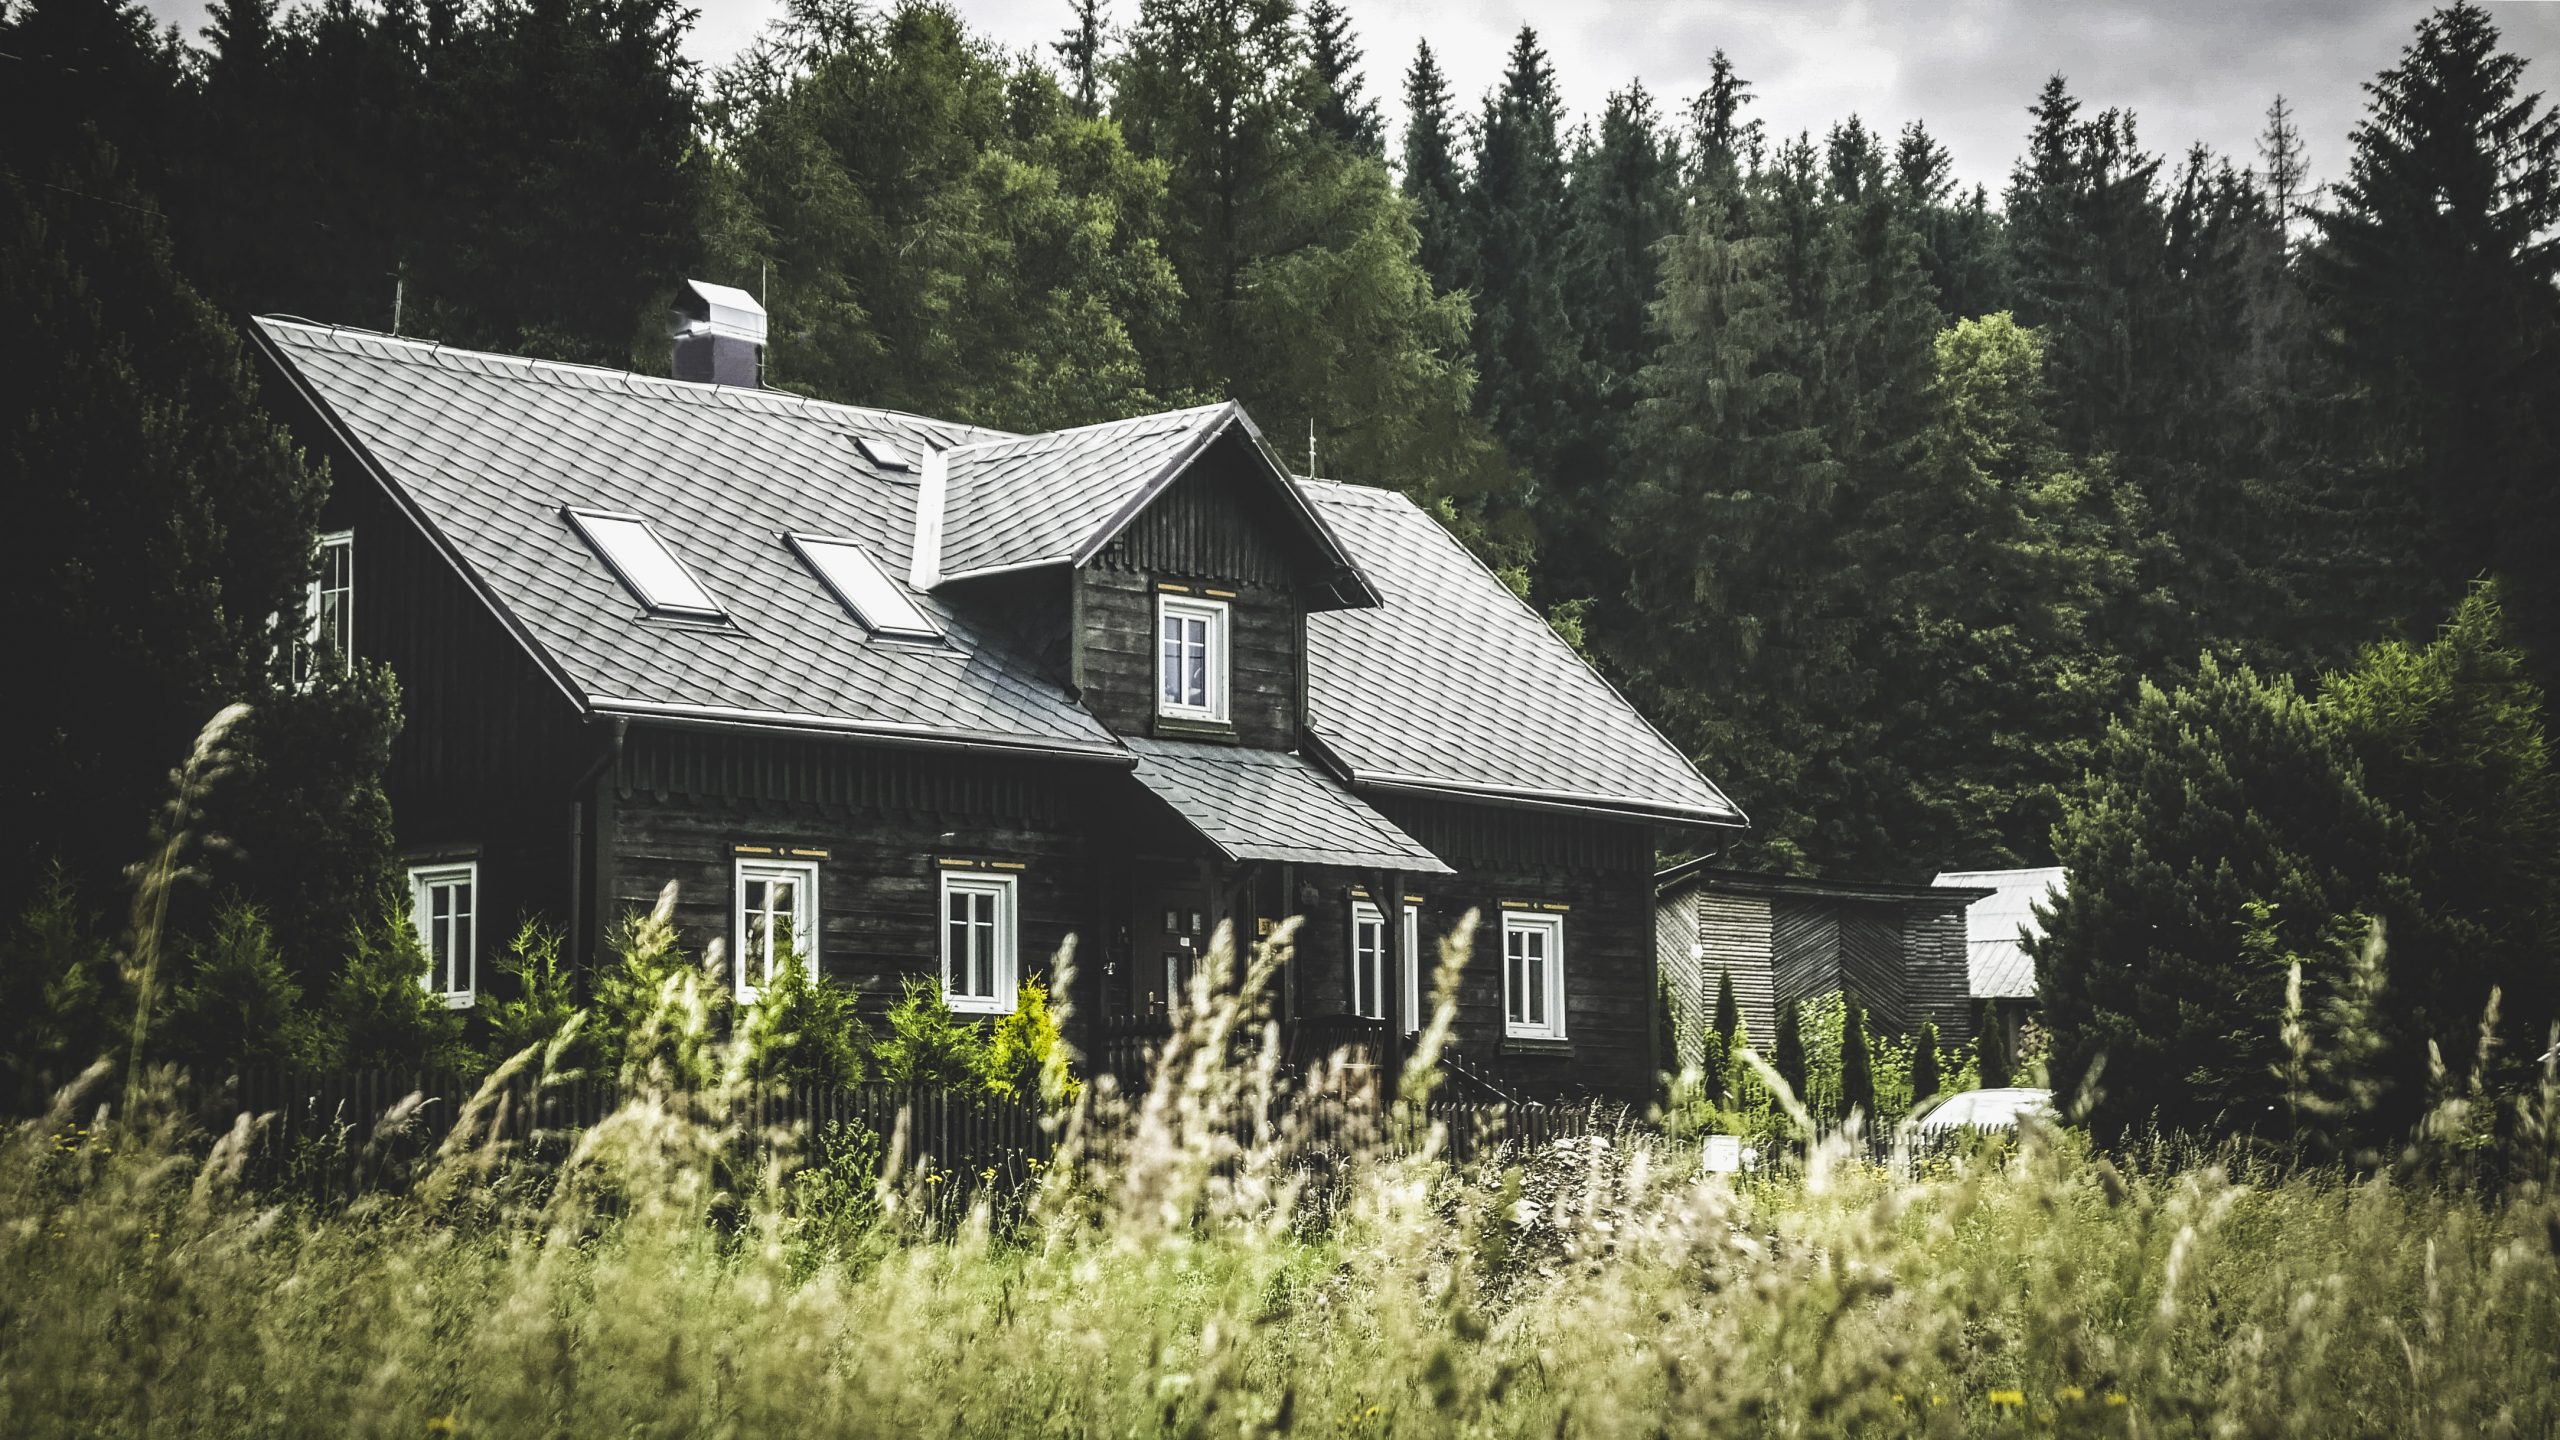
(2057, 1385, 2085, 1402)
(2105, 1393, 2129, 1407)
(426, 1417, 458, 1434)
(1988, 1389, 2025, 1410)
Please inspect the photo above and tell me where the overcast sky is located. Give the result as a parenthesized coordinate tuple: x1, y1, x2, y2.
(140, 0, 2560, 198)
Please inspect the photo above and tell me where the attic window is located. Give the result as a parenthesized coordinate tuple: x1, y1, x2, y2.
(566, 509, 725, 619)
(854, 435, 912, 471)
(787, 533, 940, 640)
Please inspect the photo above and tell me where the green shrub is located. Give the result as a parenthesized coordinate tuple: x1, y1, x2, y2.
(873, 976, 984, 1090)
(0, 865, 124, 1109)
(480, 919, 584, 1067)
(982, 978, 1077, 1106)
(165, 899, 335, 1076)
(744, 948, 867, 1092)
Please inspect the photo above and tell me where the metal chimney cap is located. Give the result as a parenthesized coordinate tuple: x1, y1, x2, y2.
(670, 279, 768, 345)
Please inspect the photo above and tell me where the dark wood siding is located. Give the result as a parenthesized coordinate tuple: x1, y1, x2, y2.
(1839, 908, 1907, 1029)
(1362, 797, 1659, 1100)
(1901, 907, 1973, 1046)
(1074, 436, 1325, 750)
(1771, 898, 1839, 1016)
(1694, 888, 1778, 1049)
(317, 452, 592, 976)
(604, 727, 1110, 1013)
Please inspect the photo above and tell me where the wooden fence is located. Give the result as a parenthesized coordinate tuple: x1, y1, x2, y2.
(222, 1068, 1603, 1206)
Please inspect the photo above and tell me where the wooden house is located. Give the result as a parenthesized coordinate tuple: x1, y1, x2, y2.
(252, 284, 1745, 1101)
(1654, 863, 1985, 1066)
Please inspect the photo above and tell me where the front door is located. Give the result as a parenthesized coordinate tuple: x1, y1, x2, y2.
(1127, 859, 1218, 1018)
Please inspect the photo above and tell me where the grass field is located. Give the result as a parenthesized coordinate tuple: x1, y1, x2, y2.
(5, 929, 2559, 1439)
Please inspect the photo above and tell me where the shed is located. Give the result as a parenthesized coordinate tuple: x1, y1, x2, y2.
(1655, 864, 1986, 1067)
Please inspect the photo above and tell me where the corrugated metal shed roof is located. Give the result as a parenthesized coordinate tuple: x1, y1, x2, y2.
(1932, 867, 2067, 999)
(1124, 738, 1451, 872)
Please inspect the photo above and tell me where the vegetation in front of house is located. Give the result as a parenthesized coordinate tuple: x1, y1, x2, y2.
(6, 919, 2560, 1439)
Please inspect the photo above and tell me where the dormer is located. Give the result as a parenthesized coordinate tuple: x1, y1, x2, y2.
(917, 403, 1375, 748)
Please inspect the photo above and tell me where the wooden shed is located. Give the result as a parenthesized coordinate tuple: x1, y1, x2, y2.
(1655, 864, 1986, 1066)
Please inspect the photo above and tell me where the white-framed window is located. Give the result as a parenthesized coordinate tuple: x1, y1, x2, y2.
(1156, 594, 1229, 722)
(1351, 899, 1422, 1027)
(408, 861, 477, 1009)
(299, 530, 354, 678)
(1502, 910, 1566, 1040)
(734, 858, 819, 1001)
(566, 508, 725, 619)
(941, 871, 1019, 1015)
(786, 533, 940, 640)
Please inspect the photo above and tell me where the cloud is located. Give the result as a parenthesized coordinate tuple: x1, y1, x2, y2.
(135, 0, 2560, 198)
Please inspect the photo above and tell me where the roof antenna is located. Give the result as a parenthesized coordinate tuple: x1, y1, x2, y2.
(1308, 417, 1317, 480)
(391, 262, 405, 336)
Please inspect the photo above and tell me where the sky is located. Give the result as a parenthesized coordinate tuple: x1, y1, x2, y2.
(137, 0, 2560, 198)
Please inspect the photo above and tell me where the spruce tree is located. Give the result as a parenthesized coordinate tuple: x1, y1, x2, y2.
(1838, 995, 1876, 1123)
(2313, 0, 2560, 674)
(1398, 40, 1471, 297)
(1054, 0, 1106, 115)
(1463, 25, 1581, 536)
(1911, 1018, 1944, 1103)
(1774, 1000, 1807, 1101)
(1977, 1014, 2012, 1088)
(1302, 0, 1381, 154)
(1712, 968, 1740, 1047)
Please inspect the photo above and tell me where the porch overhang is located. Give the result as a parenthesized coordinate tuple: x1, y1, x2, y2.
(1123, 737, 1454, 873)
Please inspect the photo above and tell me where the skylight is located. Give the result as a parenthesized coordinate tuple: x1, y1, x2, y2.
(566, 510, 724, 618)
(854, 435, 912, 471)
(788, 534, 940, 640)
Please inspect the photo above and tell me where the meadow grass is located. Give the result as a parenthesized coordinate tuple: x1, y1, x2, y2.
(5, 908, 2560, 1439)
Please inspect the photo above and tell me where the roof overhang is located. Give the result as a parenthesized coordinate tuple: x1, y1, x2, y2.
(1658, 859, 1995, 906)
(591, 697, 1135, 763)
(1124, 737, 1454, 873)
(937, 404, 1382, 610)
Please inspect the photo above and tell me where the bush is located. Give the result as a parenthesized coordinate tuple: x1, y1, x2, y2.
(743, 946, 867, 1092)
(165, 899, 335, 1076)
(982, 978, 1077, 1106)
(0, 865, 124, 1110)
(872, 977, 986, 1091)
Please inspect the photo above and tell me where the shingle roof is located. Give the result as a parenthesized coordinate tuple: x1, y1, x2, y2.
(1932, 867, 2067, 1000)
(256, 319, 1120, 757)
(1124, 738, 1452, 872)
(938, 404, 1231, 580)
(255, 319, 1739, 825)
(1301, 481, 1745, 827)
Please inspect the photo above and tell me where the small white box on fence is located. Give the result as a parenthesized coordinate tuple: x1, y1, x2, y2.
(1701, 1135, 1745, 1172)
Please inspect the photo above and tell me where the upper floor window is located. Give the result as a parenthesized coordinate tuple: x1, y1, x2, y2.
(1352, 898, 1422, 1027)
(942, 871, 1018, 1015)
(735, 858, 818, 1002)
(408, 861, 477, 1009)
(567, 509, 725, 619)
(299, 531, 354, 678)
(1157, 594, 1229, 723)
(1502, 910, 1566, 1041)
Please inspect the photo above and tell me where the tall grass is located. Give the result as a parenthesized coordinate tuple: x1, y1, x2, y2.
(6, 898, 2560, 1438)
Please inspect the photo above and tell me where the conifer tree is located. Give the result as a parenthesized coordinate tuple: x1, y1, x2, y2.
(1398, 40, 1471, 297)
(1302, 0, 1380, 154)
(1054, 0, 1107, 115)
(1976, 1015, 2012, 1087)
(1774, 1000, 1807, 1101)
(1463, 26, 1580, 524)
(1911, 1018, 1944, 1103)
(1838, 995, 1875, 1123)
(1712, 968, 1740, 1047)
(2313, 0, 2560, 672)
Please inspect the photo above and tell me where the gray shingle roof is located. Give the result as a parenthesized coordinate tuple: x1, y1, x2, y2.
(1124, 738, 1452, 872)
(257, 319, 1120, 757)
(939, 404, 1231, 580)
(1300, 481, 1744, 827)
(256, 319, 1738, 825)
(1932, 867, 2066, 999)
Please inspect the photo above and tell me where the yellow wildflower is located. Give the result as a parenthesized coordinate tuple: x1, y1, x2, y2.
(1988, 1389, 2025, 1409)
(2058, 1385, 2085, 1402)
(2105, 1393, 2130, 1407)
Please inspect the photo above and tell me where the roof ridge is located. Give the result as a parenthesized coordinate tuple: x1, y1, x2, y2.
(251, 315, 1019, 443)
(945, 399, 1233, 459)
